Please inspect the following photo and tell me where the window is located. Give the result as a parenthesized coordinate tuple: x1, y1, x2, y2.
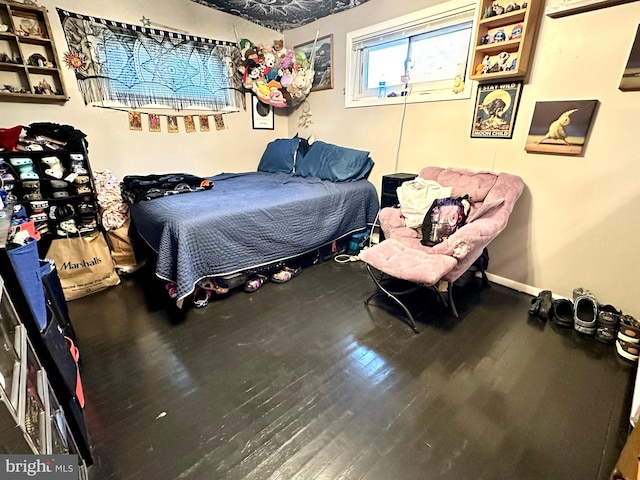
(345, 0, 477, 108)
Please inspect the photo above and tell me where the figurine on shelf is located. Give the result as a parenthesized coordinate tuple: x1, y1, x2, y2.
(510, 24, 523, 39)
(497, 51, 511, 71)
(505, 1, 521, 12)
(482, 6, 496, 18)
(34, 79, 53, 95)
(493, 29, 507, 42)
(481, 55, 492, 74)
(492, 2, 505, 15)
(480, 33, 493, 45)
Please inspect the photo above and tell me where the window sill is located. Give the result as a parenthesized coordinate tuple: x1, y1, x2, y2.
(345, 85, 472, 109)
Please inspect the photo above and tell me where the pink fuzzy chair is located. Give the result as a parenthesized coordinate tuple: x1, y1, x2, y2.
(359, 166, 524, 332)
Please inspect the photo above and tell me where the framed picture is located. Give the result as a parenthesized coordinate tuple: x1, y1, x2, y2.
(167, 115, 179, 133)
(184, 115, 196, 133)
(471, 81, 523, 139)
(294, 34, 333, 91)
(148, 113, 161, 133)
(198, 115, 210, 132)
(251, 95, 274, 130)
(545, 0, 637, 17)
(620, 24, 640, 91)
(524, 99, 599, 155)
(128, 111, 142, 131)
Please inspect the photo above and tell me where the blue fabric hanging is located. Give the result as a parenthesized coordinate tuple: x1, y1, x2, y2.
(7, 240, 48, 331)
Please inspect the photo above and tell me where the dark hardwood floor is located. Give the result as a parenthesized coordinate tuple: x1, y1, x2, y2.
(67, 259, 636, 480)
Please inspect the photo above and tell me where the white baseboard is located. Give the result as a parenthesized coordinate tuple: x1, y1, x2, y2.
(484, 272, 540, 297)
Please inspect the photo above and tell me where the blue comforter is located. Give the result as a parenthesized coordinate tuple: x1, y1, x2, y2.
(130, 171, 380, 301)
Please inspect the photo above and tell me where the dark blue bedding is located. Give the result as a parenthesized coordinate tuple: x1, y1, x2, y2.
(130, 171, 379, 301)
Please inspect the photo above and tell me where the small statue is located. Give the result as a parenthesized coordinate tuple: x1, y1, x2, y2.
(492, 2, 505, 15)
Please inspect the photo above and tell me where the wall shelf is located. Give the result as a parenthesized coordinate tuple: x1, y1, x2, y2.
(469, 0, 542, 82)
(0, 0, 68, 102)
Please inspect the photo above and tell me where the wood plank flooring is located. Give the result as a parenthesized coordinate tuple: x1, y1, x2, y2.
(66, 259, 636, 480)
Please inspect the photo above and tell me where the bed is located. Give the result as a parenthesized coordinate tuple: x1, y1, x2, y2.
(127, 139, 380, 304)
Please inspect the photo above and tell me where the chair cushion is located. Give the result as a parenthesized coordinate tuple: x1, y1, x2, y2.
(419, 167, 498, 203)
(359, 239, 458, 285)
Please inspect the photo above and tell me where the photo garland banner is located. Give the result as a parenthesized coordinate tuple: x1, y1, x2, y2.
(56, 9, 244, 111)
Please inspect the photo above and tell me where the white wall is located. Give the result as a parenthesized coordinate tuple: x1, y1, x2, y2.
(285, 0, 640, 314)
(0, 0, 285, 180)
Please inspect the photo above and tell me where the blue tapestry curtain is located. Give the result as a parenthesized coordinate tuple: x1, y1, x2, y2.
(57, 9, 243, 111)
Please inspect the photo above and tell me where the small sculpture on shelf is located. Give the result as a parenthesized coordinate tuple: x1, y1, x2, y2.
(2, 84, 27, 93)
(33, 79, 53, 95)
(505, 1, 521, 12)
(510, 24, 523, 39)
(492, 2, 505, 15)
(493, 29, 507, 42)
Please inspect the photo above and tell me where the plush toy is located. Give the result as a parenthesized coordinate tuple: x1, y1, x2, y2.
(273, 39, 285, 57)
(279, 49, 294, 71)
(263, 51, 279, 82)
(243, 59, 262, 88)
(294, 50, 310, 70)
(269, 88, 287, 107)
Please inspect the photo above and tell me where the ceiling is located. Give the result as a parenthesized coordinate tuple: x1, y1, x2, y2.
(189, 0, 370, 32)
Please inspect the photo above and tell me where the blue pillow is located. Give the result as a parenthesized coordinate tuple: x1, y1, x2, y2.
(295, 141, 374, 182)
(257, 138, 301, 173)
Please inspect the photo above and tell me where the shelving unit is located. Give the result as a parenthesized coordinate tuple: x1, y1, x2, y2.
(0, 0, 67, 102)
(469, 0, 542, 82)
(0, 213, 89, 473)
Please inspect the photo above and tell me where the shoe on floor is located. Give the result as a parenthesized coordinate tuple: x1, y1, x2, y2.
(573, 289, 598, 335)
(244, 275, 267, 293)
(595, 308, 621, 344)
(616, 338, 640, 362)
(193, 287, 211, 308)
(529, 290, 553, 320)
(271, 266, 301, 284)
(197, 277, 229, 294)
(551, 299, 573, 327)
(618, 314, 640, 344)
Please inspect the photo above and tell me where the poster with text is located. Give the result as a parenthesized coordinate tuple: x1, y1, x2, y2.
(471, 81, 523, 139)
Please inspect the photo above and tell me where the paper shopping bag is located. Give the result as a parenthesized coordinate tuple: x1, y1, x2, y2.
(45, 232, 120, 301)
(106, 219, 138, 272)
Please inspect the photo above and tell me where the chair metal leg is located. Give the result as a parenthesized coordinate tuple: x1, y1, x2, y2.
(364, 264, 420, 333)
(448, 282, 460, 318)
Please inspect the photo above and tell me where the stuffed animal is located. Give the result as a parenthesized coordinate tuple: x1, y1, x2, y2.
(294, 50, 310, 70)
(243, 59, 262, 89)
(269, 88, 286, 107)
(263, 51, 279, 82)
(273, 39, 285, 58)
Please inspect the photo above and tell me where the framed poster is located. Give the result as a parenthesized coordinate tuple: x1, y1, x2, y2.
(620, 24, 640, 91)
(471, 81, 523, 139)
(524, 99, 599, 155)
(294, 34, 333, 91)
(545, 0, 637, 17)
(251, 95, 274, 130)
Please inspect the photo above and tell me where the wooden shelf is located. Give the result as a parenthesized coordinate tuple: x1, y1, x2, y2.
(0, 0, 67, 103)
(469, 0, 542, 82)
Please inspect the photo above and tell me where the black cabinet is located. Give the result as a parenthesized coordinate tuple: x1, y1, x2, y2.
(381, 172, 417, 208)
